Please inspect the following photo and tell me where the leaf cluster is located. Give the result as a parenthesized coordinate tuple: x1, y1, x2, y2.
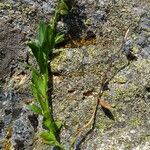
(27, 0, 69, 149)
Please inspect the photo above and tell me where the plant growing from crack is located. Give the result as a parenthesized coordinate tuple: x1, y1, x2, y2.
(27, 0, 69, 149)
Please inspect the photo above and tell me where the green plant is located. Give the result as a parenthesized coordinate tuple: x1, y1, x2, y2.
(27, 0, 69, 149)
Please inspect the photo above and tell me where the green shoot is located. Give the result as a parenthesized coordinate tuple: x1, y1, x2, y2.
(27, 0, 69, 149)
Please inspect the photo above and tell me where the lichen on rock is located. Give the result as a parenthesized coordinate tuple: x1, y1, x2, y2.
(0, 0, 150, 149)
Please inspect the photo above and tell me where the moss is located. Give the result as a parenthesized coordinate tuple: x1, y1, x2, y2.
(114, 88, 126, 100)
(125, 143, 133, 150)
(132, 46, 139, 53)
(0, 2, 11, 10)
(134, 59, 150, 72)
(86, 46, 98, 57)
(124, 85, 139, 97)
(144, 135, 150, 141)
(71, 48, 84, 64)
(51, 49, 67, 71)
(96, 115, 115, 132)
(130, 117, 141, 127)
(113, 75, 127, 84)
(114, 60, 128, 72)
(102, 91, 110, 98)
(114, 84, 139, 100)
(19, 5, 34, 16)
(84, 18, 92, 26)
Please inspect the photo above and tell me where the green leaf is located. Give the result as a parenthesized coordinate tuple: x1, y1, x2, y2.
(45, 25, 53, 50)
(59, 0, 69, 15)
(60, 9, 68, 15)
(38, 22, 53, 55)
(27, 41, 39, 62)
(47, 25, 55, 51)
(37, 49, 47, 73)
(31, 84, 40, 102)
(38, 22, 48, 47)
(55, 33, 64, 44)
(43, 118, 58, 133)
(32, 70, 48, 98)
(41, 131, 63, 148)
(31, 84, 46, 111)
(28, 40, 47, 74)
(31, 70, 48, 110)
(41, 131, 56, 143)
(43, 117, 51, 130)
(27, 104, 43, 115)
(55, 120, 63, 130)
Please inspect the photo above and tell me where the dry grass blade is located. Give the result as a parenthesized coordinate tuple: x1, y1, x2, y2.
(70, 98, 101, 147)
(124, 28, 130, 41)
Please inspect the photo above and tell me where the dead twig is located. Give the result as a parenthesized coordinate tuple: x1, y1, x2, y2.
(70, 95, 102, 149)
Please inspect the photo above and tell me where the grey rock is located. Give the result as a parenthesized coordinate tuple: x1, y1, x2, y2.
(11, 109, 35, 150)
(136, 35, 147, 47)
(123, 40, 133, 52)
(140, 46, 150, 59)
(3, 114, 12, 126)
(147, 37, 150, 47)
(140, 18, 150, 32)
(90, 10, 107, 26)
(1, 0, 150, 150)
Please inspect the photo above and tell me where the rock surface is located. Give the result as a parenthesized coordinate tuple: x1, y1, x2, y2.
(0, 0, 150, 150)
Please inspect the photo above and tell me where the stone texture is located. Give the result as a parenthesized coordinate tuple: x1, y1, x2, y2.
(0, 0, 150, 150)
